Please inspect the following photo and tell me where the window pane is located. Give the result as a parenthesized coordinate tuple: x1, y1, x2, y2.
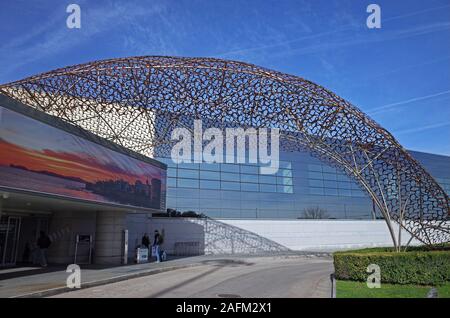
(257, 209, 278, 218)
(338, 189, 352, 197)
(260, 175, 277, 184)
(277, 169, 292, 177)
(241, 182, 259, 192)
(310, 187, 324, 195)
(200, 170, 220, 180)
(241, 174, 259, 183)
(221, 163, 240, 173)
(221, 181, 240, 190)
(278, 177, 293, 186)
(308, 171, 323, 179)
(167, 168, 176, 177)
(338, 181, 352, 189)
(178, 169, 199, 179)
(279, 161, 292, 169)
(200, 163, 220, 171)
(322, 165, 336, 173)
(176, 188, 199, 198)
(199, 199, 220, 208)
(260, 184, 277, 193)
(199, 189, 221, 198)
(240, 165, 259, 174)
(324, 180, 337, 188)
(308, 164, 322, 172)
(221, 209, 241, 218)
(178, 178, 199, 188)
(309, 179, 323, 187)
(241, 209, 258, 218)
(337, 174, 352, 182)
(200, 180, 220, 189)
(277, 185, 293, 193)
(167, 177, 177, 187)
(324, 188, 338, 196)
(221, 172, 240, 182)
(322, 173, 337, 181)
(178, 162, 199, 169)
(176, 198, 199, 208)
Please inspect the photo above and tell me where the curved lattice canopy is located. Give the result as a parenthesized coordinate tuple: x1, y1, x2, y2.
(0, 56, 448, 247)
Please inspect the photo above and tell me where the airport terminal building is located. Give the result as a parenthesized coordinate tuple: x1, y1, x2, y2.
(0, 56, 448, 266)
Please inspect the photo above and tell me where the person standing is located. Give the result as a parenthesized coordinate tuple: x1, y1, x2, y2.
(141, 233, 150, 261)
(153, 230, 162, 263)
(37, 231, 51, 267)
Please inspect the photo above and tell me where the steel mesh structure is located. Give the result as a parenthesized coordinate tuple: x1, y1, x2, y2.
(0, 56, 448, 248)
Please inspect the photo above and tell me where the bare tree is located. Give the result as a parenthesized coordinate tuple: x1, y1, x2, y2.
(300, 206, 329, 219)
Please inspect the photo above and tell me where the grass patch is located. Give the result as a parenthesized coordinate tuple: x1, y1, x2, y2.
(437, 283, 450, 298)
(336, 280, 431, 298)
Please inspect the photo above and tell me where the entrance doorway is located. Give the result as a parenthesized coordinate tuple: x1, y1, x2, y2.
(0, 215, 49, 267)
(0, 216, 21, 266)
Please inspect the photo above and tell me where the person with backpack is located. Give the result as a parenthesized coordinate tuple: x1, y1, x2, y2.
(37, 231, 51, 267)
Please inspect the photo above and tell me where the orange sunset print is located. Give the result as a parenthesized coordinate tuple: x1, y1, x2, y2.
(0, 106, 166, 209)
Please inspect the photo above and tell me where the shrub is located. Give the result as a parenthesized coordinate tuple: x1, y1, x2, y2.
(181, 211, 199, 217)
(334, 248, 450, 286)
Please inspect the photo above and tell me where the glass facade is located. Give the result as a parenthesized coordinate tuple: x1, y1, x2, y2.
(152, 111, 450, 220)
(156, 148, 450, 220)
(161, 160, 293, 194)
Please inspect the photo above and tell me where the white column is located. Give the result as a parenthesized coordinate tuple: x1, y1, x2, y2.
(94, 211, 127, 265)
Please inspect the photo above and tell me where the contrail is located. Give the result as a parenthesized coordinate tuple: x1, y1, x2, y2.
(214, 3, 450, 58)
(394, 122, 450, 135)
(368, 90, 450, 115)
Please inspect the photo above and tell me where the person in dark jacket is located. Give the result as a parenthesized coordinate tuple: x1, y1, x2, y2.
(142, 233, 150, 251)
(37, 231, 51, 267)
(142, 233, 150, 248)
(153, 230, 162, 262)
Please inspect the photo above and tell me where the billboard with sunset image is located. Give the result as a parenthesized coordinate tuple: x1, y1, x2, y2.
(0, 105, 166, 210)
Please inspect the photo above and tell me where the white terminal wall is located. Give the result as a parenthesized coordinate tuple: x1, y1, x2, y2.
(127, 216, 423, 255)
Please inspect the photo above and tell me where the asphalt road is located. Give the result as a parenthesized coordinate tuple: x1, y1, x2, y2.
(52, 256, 334, 298)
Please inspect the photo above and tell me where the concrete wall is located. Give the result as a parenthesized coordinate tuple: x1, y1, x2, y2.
(141, 218, 422, 255)
(47, 211, 96, 264)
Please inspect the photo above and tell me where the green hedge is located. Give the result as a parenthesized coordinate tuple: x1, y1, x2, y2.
(334, 248, 450, 286)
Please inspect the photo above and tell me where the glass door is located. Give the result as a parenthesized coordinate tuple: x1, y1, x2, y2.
(0, 216, 21, 266)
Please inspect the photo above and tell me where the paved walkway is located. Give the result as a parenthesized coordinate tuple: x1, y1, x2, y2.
(0, 252, 332, 298)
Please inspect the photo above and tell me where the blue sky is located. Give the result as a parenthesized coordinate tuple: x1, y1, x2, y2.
(0, 0, 449, 155)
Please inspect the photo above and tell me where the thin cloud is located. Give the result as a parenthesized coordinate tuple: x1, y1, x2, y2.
(0, 2, 166, 81)
(367, 90, 450, 115)
(394, 122, 450, 135)
(265, 21, 450, 62)
(214, 4, 450, 59)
